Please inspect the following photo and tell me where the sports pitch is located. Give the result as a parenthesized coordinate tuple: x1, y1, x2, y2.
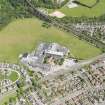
(0, 18, 101, 63)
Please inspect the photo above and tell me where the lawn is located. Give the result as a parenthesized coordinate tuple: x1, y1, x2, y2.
(7, 71, 19, 82)
(0, 71, 19, 82)
(0, 18, 101, 63)
(48, 0, 105, 17)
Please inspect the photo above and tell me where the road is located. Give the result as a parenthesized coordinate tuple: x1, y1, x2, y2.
(51, 89, 86, 105)
(1, 54, 105, 104)
(0, 88, 17, 103)
(0, 85, 30, 104)
(47, 53, 105, 105)
(32, 92, 46, 105)
(1, 0, 105, 104)
(44, 53, 105, 80)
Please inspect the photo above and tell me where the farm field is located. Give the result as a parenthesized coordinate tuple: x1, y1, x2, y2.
(0, 18, 101, 63)
(48, 0, 105, 17)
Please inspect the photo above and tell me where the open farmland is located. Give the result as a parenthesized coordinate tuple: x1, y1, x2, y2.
(0, 18, 101, 63)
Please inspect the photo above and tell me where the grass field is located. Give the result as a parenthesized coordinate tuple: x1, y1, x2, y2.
(7, 71, 19, 82)
(0, 18, 101, 62)
(0, 71, 19, 82)
(0, 73, 4, 80)
(1, 93, 16, 105)
(48, 0, 105, 17)
(79, 0, 97, 6)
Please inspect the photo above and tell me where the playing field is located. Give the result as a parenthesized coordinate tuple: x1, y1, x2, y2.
(48, 0, 105, 17)
(0, 18, 101, 62)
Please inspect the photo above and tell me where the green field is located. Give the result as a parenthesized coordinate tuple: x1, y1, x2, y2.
(0, 73, 4, 80)
(7, 71, 19, 82)
(1, 93, 16, 105)
(0, 18, 101, 62)
(48, 0, 105, 17)
(79, 0, 97, 5)
(0, 71, 19, 82)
